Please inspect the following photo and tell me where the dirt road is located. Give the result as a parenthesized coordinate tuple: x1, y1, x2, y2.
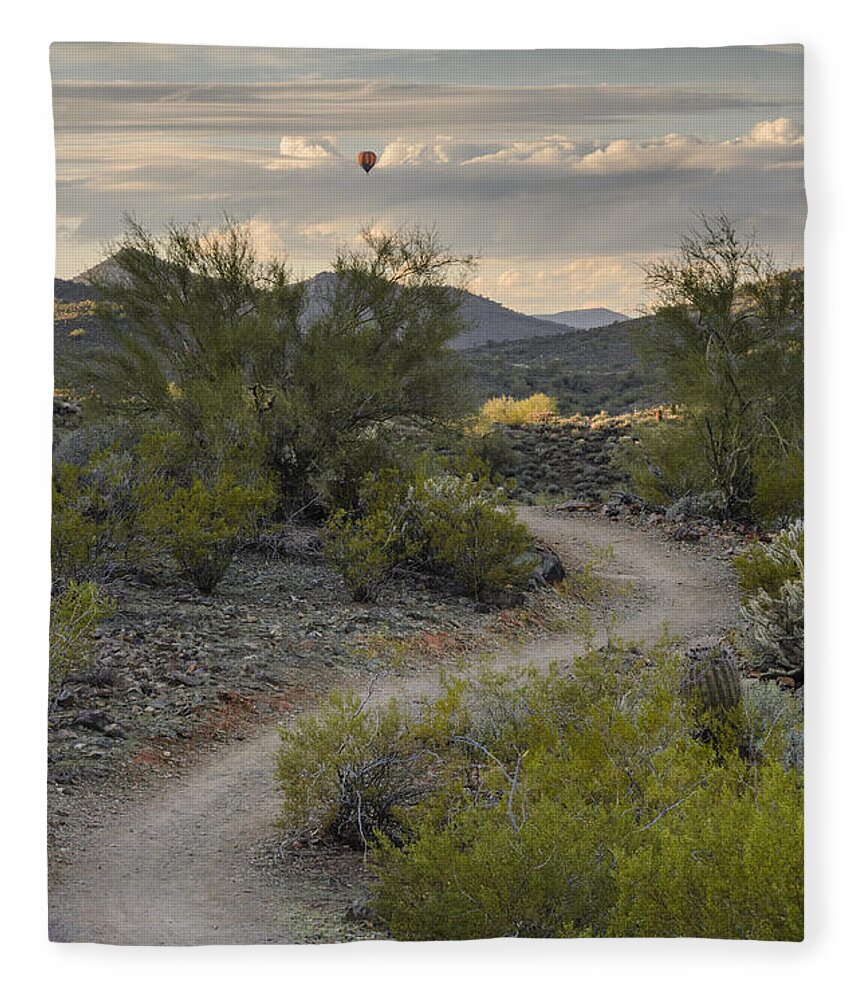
(49, 510, 739, 945)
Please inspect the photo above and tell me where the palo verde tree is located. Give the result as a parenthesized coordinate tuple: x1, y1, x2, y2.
(636, 214, 803, 522)
(62, 217, 477, 512)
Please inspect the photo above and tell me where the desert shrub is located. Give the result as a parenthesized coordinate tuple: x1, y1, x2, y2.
(739, 679, 804, 770)
(323, 468, 535, 601)
(322, 505, 415, 602)
(49, 581, 115, 689)
(138, 473, 276, 593)
(752, 448, 804, 524)
(276, 690, 450, 849)
(466, 428, 520, 479)
(371, 657, 802, 941)
(734, 520, 803, 598)
(134, 427, 277, 592)
(51, 447, 142, 582)
(275, 639, 802, 939)
(407, 473, 536, 598)
(481, 393, 558, 427)
(623, 418, 713, 506)
(310, 431, 412, 515)
(607, 756, 803, 940)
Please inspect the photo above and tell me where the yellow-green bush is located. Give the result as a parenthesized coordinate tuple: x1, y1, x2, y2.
(752, 449, 804, 524)
(138, 472, 276, 593)
(734, 521, 803, 598)
(608, 756, 803, 940)
(323, 468, 535, 601)
(481, 393, 558, 427)
(370, 649, 803, 940)
(49, 581, 115, 688)
(322, 505, 414, 602)
(276, 690, 452, 849)
(51, 449, 141, 582)
(275, 640, 803, 940)
(623, 417, 713, 505)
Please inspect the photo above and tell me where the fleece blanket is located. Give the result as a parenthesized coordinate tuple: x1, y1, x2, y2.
(49, 43, 805, 944)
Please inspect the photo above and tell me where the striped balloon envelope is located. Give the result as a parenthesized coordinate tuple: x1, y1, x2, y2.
(356, 150, 377, 174)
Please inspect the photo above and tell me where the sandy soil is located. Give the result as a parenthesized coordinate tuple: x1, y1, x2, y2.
(49, 509, 739, 945)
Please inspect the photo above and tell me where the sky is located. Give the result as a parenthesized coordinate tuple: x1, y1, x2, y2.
(51, 43, 805, 315)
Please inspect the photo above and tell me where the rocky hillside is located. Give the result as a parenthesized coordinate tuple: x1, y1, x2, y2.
(463, 316, 666, 415)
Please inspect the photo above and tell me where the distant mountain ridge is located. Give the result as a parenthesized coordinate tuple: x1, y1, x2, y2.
(532, 308, 629, 329)
(64, 259, 616, 352)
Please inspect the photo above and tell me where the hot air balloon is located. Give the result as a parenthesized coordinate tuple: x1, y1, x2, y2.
(356, 150, 377, 174)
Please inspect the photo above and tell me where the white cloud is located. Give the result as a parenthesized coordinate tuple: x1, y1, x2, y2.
(377, 136, 470, 167)
(736, 117, 803, 146)
(375, 122, 804, 176)
(462, 135, 586, 166)
(273, 135, 341, 169)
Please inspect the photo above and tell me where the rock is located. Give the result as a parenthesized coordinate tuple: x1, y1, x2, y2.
(672, 524, 703, 542)
(477, 589, 526, 611)
(666, 491, 724, 522)
(166, 670, 206, 687)
(72, 710, 114, 732)
(555, 499, 596, 512)
(529, 550, 565, 588)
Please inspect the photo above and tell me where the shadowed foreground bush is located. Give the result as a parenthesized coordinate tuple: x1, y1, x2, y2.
(276, 641, 803, 940)
(323, 468, 535, 601)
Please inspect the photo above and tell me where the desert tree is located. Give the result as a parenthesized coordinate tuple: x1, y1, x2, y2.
(636, 214, 803, 521)
(62, 216, 477, 512)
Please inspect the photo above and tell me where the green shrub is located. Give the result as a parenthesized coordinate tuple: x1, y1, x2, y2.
(752, 448, 804, 524)
(49, 581, 115, 688)
(468, 428, 520, 479)
(51, 448, 141, 582)
(408, 473, 535, 598)
(734, 520, 803, 598)
(739, 679, 804, 770)
(322, 505, 413, 602)
(369, 651, 802, 940)
(323, 468, 535, 601)
(623, 418, 712, 505)
(276, 690, 449, 849)
(607, 755, 803, 940)
(275, 638, 802, 940)
(138, 472, 276, 593)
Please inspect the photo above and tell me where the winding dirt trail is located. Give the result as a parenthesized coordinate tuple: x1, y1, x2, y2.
(49, 510, 739, 945)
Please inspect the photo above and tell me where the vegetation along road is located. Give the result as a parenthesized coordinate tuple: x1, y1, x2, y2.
(49, 508, 739, 945)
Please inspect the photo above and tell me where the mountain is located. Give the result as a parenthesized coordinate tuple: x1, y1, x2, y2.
(58, 260, 619, 361)
(229, 270, 584, 351)
(531, 308, 629, 329)
(452, 292, 580, 349)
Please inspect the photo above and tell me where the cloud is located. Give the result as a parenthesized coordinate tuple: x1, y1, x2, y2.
(52, 80, 798, 135)
(736, 117, 803, 146)
(473, 254, 660, 314)
(377, 122, 805, 175)
(274, 135, 342, 168)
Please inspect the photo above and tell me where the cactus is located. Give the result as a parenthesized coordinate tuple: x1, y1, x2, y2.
(681, 637, 742, 711)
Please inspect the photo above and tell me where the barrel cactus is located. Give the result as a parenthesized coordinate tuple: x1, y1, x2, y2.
(681, 637, 742, 711)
